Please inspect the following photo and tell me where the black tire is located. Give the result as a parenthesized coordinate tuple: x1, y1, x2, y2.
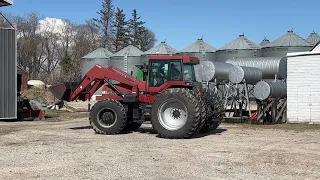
(89, 99, 127, 135)
(122, 122, 143, 132)
(190, 90, 206, 133)
(199, 89, 223, 133)
(151, 88, 201, 139)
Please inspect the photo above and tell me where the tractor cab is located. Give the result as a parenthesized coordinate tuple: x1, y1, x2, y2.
(137, 55, 199, 87)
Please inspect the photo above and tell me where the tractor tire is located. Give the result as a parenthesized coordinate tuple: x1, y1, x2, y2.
(89, 99, 127, 135)
(190, 90, 206, 133)
(150, 88, 201, 139)
(199, 88, 223, 133)
(122, 122, 143, 132)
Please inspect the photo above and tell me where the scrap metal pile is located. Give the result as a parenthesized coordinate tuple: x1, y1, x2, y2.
(200, 57, 287, 124)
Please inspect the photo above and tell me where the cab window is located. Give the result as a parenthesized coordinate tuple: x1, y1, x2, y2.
(170, 61, 182, 81)
(183, 64, 195, 81)
(149, 61, 169, 87)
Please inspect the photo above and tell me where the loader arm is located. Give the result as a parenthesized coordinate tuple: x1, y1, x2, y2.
(49, 64, 140, 102)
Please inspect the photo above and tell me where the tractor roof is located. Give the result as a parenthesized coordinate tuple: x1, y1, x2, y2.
(148, 55, 200, 63)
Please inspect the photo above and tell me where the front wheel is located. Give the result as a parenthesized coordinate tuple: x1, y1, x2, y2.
(89, 99, 127, 135)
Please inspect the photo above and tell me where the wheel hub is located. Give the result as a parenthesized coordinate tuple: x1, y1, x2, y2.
(158, 99, 188, 131)
(171, 109, 181, 119)
(97, 109, 117, 128)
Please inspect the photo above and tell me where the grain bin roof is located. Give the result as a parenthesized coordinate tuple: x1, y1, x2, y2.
(263, 30, 312, 48)
(180, 38, 217, 53)
(82, 47, 114, 59)
(218, 34, 261, 50)
(306, 31, 320, 46)
(0, 0, 13, 7)
(113, 45, 143, 56)
(260, 37, 270, 46)
(143, 41, 178, 55)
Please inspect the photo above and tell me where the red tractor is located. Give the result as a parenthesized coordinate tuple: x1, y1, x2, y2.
(49, 55, 223, 139)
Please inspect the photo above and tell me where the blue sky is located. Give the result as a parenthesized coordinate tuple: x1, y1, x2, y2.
(2, 0, 319, 50)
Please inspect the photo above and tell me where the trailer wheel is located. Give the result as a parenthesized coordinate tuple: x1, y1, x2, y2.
(151, 88, 201, 139)
(89, 99, 127, 135)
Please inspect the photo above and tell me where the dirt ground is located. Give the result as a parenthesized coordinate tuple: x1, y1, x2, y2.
(0, 111, 320, 180)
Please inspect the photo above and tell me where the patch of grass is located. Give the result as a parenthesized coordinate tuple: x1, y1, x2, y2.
(44, 110, 89, 122)
(233, 123, 320, 132)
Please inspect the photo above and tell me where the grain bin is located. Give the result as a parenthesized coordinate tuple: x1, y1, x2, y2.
(261, 30, 313, 57)
(179, 38, 217, 62)
(81, 47, 113, 77)
(109, 45, 143, 77)
(81, 47, 113, 97)
(141, 41, 178, 64)
(306, 31, 320, 46)
(260, 37, 270, 46)
(0, 0, 13, 6)
(215, 34, 261, 62)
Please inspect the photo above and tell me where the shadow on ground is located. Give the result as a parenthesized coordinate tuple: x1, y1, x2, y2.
(69, 124, 227, 139)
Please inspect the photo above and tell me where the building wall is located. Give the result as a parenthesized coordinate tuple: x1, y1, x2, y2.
(17, 66, 28, 91)
(287, 52, 320, 123)
(0, 28, 17, 119)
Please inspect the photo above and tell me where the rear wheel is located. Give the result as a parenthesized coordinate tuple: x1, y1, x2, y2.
(200, 89, 223, 133)
(89, 99, 127, 134)
(151, 88, 201, 139)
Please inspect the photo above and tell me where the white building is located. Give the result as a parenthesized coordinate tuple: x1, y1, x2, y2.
(286, 42, 320, 124)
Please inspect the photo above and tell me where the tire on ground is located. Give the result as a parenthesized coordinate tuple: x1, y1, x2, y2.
(151, 88, 201, 139)
(89, 99, 127, 134)
(200, 89, 223, 133)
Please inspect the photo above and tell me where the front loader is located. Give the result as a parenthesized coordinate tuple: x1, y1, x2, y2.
(49, 55, 223, 139)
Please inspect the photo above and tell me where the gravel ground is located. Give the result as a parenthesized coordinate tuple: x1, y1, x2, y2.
(0, 116, 320, 180)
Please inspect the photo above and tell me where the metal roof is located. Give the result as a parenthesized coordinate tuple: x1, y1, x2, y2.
(82, 47, 114, 59)
(263, 30, 312, 48)
(259, 37, 270, 46)
(113, 45, 143, 56)
(180, 38, 217, 53)
(143, 41, 178, 55)
(306, 31, 320, 46)
(0, 0, 13, 7)
(218, 34, 261, 50)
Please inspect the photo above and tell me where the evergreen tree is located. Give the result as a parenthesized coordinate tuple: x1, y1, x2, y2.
(128, 9, 145, 47)
(93, 0, 115, 49)
(113, 7, 130, 51)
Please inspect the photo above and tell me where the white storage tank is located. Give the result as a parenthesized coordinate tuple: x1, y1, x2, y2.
(179, 38, 217, 63)
(109, 45, 143, 77)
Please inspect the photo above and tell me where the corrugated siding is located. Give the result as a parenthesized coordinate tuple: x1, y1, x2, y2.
(0, 28, 17, 119)
(287, 55, 320, 123)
